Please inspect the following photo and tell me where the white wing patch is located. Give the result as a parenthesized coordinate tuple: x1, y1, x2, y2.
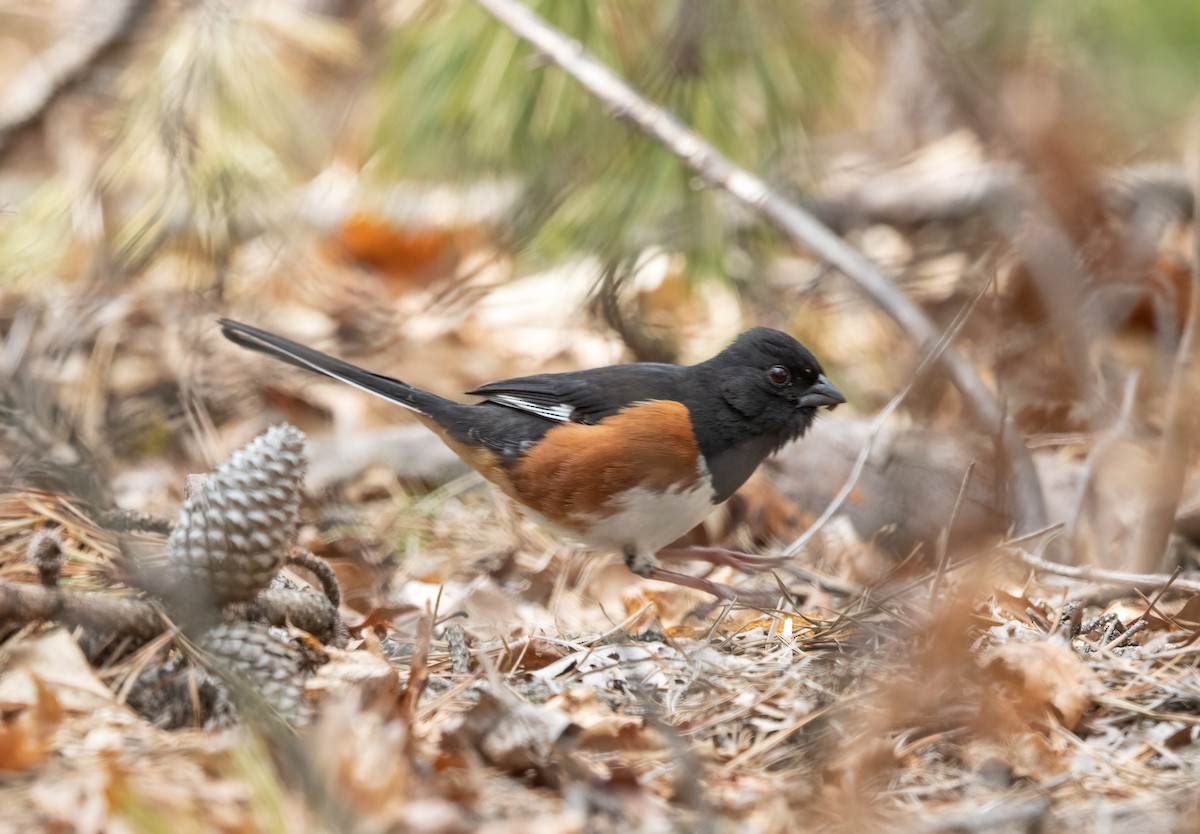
(486, 394, 575, 422)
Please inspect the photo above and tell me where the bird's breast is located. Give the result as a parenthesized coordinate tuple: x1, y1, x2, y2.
(500, 399, 719, 547)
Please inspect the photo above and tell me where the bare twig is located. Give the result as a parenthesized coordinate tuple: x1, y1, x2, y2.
(0, 580, 344, 646)
(1068, 371, 1140, 541)
(1133, 119, 1200, 572)
(0, 581, 165, 641)
(472, 0, 1049, 538)
(1010, 547, 1200, 596)
(399, 610, 433, 723)
(930, 462, 976, 603)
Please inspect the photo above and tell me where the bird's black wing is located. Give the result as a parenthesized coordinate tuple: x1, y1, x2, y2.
(467, 363, 686, 424)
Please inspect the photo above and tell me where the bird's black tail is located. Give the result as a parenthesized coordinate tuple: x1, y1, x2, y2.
(219, 318, 450, 416)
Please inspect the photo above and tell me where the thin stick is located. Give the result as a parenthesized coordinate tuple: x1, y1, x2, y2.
(1067, 371, 1140, 540)
(930, 462, 976, 603)
(1000, 522, 1065, 548)
(1132, 118, 1200, 572)
(1010, 548, 1200, 596)
(470, 0, 1049, 538)
(399, 609, 433, 724)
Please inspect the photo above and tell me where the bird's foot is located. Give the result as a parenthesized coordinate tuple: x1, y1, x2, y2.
(623, 547, 660, 577)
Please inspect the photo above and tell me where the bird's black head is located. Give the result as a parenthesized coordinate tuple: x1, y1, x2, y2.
(712, 327, 844, 429)
(686, 327, 844, 501)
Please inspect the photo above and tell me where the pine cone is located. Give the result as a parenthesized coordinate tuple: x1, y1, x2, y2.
(168, 424, 306, 604)
(200, 621, 312, 725)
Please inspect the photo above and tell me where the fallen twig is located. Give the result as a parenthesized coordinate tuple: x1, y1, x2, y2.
(0, 581, 165, 642)
(1009, 548, 1200, 596)
(0, 580, 344, 646)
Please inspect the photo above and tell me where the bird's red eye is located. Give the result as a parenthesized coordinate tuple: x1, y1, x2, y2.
(767, 365, 791, 386)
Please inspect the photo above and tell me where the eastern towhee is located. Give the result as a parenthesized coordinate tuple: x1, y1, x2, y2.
(219, 319, 843, 597)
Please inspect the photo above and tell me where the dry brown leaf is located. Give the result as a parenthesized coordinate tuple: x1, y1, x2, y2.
(620, 580, 711, 629)
(500, 636, 569, 672)
(327, 211, 464, 289)
(0, 630, 115, 714)
(445, 690, 573, 775)
(0, 678, 59, 772)
(1173, 595, 1200, 629)
(982, 640, 1098, 731)
(547, 687, 663, 754)
(307, 697, 414, 829)
(960, 727, 1074, 781)
(305, 646, 402, 706)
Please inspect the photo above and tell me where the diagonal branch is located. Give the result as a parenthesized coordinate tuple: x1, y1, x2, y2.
(471, 0, 1048, 537)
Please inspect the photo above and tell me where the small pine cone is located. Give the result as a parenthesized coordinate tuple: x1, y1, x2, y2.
(168, 424, 306, 604)
(200, 621, 311, 725)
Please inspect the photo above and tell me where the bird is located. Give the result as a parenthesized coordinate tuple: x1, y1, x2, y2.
(219, 319, 844, 598)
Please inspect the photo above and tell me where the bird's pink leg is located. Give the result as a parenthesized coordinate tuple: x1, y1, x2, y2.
(654, 546, 786, 573)
(640, 567, 783, 607)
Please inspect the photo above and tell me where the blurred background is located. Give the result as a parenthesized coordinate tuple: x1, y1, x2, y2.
(2, 0, 1200, 830)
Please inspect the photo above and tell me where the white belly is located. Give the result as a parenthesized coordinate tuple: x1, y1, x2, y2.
(570, 474, 717, 555)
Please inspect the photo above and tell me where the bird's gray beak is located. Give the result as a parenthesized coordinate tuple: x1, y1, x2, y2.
(798, 375, 845, 410)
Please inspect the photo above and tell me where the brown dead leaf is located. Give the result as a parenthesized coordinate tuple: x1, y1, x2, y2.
(729, 614, 825, 641)
(993, 589, 1044, 625)
(350, 604, 422, 636)
(501, 636, 568, 672)
(306, 646, 402, 706)
(547, 688, 663, 755)
(1110, 594, 1200, 636)
(327, 211, 464, 288)
(620, 580, 710, 629)
(961, 727, 1074, 781)
(0, 630, 115, 714)
(0, 678, 59, 771)
(308, 697, 415, 829)
(445, 690, 574, 775)
(1174, 595, 1200, 630)
(982, 640, 1097, 731)
(663, 625, 706, 639)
